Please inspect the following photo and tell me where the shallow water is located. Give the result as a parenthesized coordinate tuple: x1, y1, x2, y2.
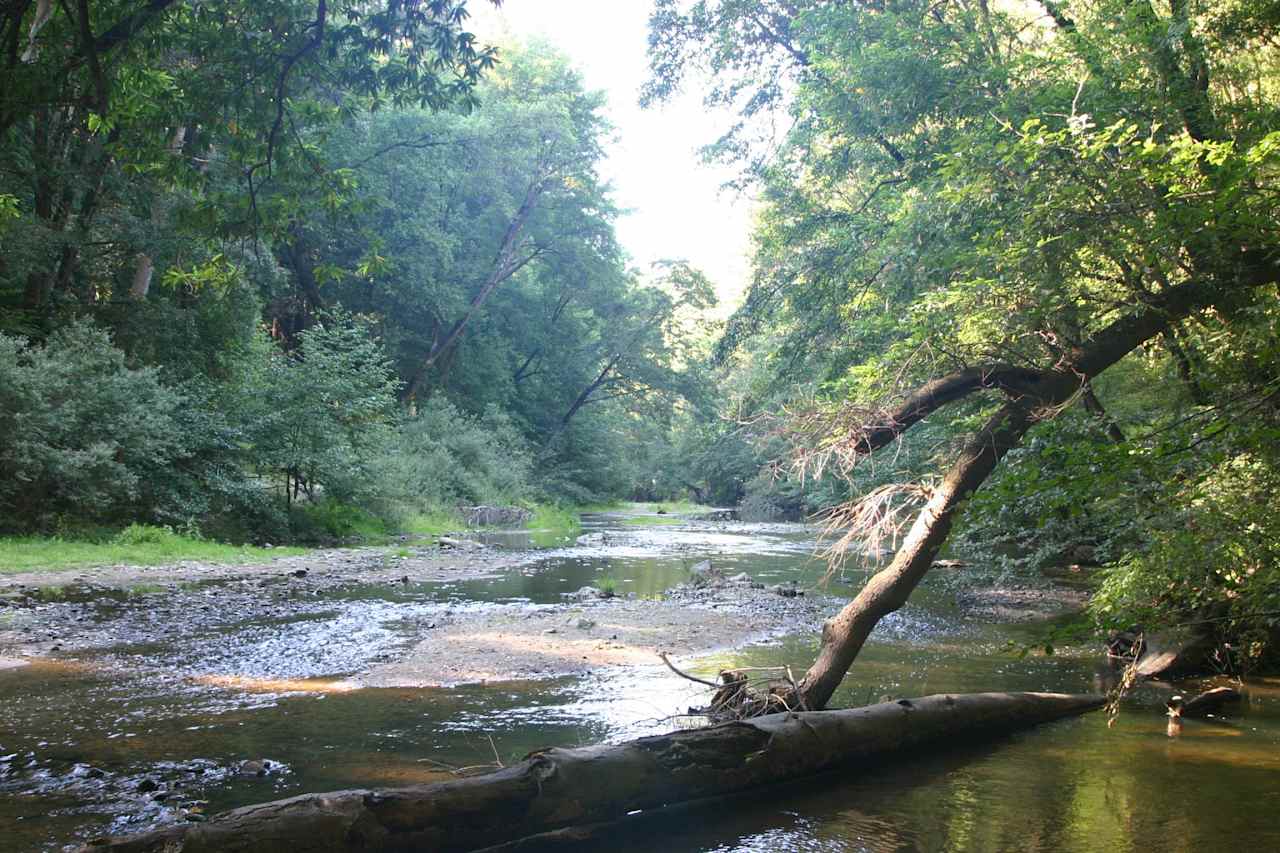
(1, 512, 1277, 851)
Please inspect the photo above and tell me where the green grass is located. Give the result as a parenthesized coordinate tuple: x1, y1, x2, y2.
(525, 504, 583, 548)
(645, 500, 716, 516)
(0, 527, 305, 574)
(398, 509, 465, 537)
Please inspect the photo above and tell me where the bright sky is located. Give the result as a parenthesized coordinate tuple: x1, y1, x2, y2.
(472, 0, 754, 313)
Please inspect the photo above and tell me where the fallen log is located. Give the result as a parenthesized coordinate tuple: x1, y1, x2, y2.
(85, 691, 1103, 853)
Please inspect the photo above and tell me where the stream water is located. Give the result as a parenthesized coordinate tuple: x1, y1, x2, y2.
(1, 512, 1278, 851)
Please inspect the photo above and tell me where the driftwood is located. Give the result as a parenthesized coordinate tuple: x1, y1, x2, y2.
(84, 692, 1103, 852)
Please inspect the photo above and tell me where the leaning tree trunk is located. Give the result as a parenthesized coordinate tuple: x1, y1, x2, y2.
(796, 398, 1043, 710)
(789, 263, 1278, 711)
(83, 692, 1102, 853)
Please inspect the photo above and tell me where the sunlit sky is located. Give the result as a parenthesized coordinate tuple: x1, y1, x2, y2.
(472, 0, 754, 312)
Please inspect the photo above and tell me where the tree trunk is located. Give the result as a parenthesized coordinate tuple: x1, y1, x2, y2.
(795, 397, 1049, 710)
(791, 267, 1277, 711)
(403, 180, 546, 403)
(129, 252, 154, 299)
(81, 692, 1102, 853)
(128, 127, 185, 300)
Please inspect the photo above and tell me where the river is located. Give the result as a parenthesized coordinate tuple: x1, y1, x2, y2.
(1, 509, 1277, 851)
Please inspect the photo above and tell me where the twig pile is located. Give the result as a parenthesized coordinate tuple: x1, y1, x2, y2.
(660, 652, 807, 721)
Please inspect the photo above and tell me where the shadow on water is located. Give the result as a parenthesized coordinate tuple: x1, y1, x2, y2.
(1, 511, 1279, 850)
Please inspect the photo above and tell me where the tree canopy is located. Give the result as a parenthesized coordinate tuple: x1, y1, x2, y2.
(648, 0, 1280, 699)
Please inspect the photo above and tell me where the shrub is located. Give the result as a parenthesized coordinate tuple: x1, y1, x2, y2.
(113, 523, 177, 546)
(296, 499, 390, 542)
(373, 399, 533, 514)
(0, 322, 188, 530)
(1090, 452, 1280, 671)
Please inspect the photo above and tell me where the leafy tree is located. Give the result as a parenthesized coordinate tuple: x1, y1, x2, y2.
(0, 320, 186, 528)
(650, 0, 1280, 704)
(245, 315, 400, 508)
(1, 0, 499, 321)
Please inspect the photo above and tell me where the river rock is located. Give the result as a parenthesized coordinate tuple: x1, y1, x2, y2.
(690, 560, 724, 588)
(567, 585, 603, 602)
(437, 537, 483, 551)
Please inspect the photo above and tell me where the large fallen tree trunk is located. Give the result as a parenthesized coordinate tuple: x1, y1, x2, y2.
(85, 691, 1102, 853)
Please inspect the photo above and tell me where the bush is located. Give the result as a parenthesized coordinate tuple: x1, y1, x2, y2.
(296, 499, 390, 542)
(373, 399, 533, 514)
(0, 322, 189, 530)
(1090, 452, 1280, 671)
(113, 523, 179, 546)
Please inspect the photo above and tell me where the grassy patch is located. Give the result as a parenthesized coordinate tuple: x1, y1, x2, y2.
(646, 500, 715, 516)
(398, 509, 465, 537)
(0, 526, 304, 574)
(525, 504, 583, 548)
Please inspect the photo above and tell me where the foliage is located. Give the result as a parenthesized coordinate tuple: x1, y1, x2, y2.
(1089, 447, 1280, 670)
(373, 399, 533, 516)
(244, 315, 400, 508)
(647, 0, 1280, 664)
(296, 500, 391, 543)
(0, 321, 188, 529)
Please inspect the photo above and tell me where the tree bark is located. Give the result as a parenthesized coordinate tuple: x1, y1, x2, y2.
(795, 398, 1050, 710)
(81, 692, 1102, 853)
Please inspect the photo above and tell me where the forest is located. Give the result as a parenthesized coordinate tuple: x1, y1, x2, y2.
(1, 1, 1278, 851)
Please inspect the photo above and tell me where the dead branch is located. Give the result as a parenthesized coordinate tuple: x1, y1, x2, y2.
(658, 652, 719, 688)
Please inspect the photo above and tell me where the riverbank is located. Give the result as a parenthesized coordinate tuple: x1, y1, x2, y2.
(0, 536, 835, 682)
